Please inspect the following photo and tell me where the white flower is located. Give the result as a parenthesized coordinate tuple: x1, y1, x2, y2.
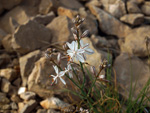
(80, 40, 94, 55)
(67, 41, 85, 62)
(51, 65, 66, 85)
(65, 64, 73, 78)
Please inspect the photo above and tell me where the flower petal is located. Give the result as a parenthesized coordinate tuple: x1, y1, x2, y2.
(85, 48, 94, 55)
(76, 54, 85, 62)
(53, 65, 58, 74)
(59, 77, 66, 85)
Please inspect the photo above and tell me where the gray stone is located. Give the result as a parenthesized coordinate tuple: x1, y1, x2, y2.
(89, 5, 131, 38)
(120, 26, 150, 57)
(20, 91, 36, 101)
(0, 54, 11, 68)
(46, 16, 73, 44)
(141, 2, 150, 16)
(10, 102, 18, 110)
(36, 109, 47, 113)
(0, 68, 17, 82)
(114, 53, 150, 104)
(0, 104, 11, 110)
(20, 100, 37, 113)
(12, 20, 52, 54)
(19, 50, 41, 86)
(120, 14, 144, 26)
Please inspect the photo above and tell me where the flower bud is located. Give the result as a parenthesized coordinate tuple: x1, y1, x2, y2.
(81, 30, 89, 38)
(90, 66, 96, 76)
(57, 53, 61, 65)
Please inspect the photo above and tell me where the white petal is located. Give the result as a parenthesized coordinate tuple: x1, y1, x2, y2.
(77, 49, 85, 54)
(53, 65, 59, 74)
(51, 75, 55, 78)
(76, 54, 85, 62)
(74, 41, 78, 51)
(59, 77, 66, 85)
(80, 40, 84, 47)
(85, 48, 94, 55)
(69, 72, 73, 78)
(66, 42, 72, 49)
(59, 71, 65, 77)
(71, 41, 76, 50)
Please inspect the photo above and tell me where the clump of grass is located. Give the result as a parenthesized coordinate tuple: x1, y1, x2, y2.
(45, 15, 150, 113)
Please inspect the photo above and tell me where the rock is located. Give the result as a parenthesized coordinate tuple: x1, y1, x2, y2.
(59, 0, 83, 10)
(0, 6, 29, 33)
(79, 8, 98, 35)
(89, 5, 131, 38)
(46, 16, 73, 44)
(85, 0, 102, 8)
(1, 78, 12, 93)
(2, 34, 14, 52)
(20, 100, 37, 113)
(47, 109, 60, 113)
(0, 68, 17, 82)
(39, 0, 53, 15)
(12, 78, 21, 87)
(127, 1, 141, 13)
(10, 102, 18, 110)
(0, 104, 11, 110)
(0, 54, 11, 68)
(113, 53, 150, 103)
(0, 0, 22, 10)
(18, 87, 27, 95)
(11, 94, 22, 103)
(0, 92, 10, 104)
(141, 2, 150, 16)
(144, 16, 150, 24)
(0, 4, 4, 15)
(31, 12, 55, 25)
(12, 20, 52, 54)
(20, 91, 36, 101)
(19, 50, 41, 86)
(120, 26, 150, 57)
(120, 14, 144, 26)
(103, 0, 126, 18)
(40, 97, 74, 111)
(57, 7, 78, 19)
(128, 0, 144, 4)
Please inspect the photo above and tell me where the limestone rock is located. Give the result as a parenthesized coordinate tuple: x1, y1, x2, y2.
(127, 1, 141, 13)
(0, 54, 11, 68)
(57, 7, 78, 19)
(1, 78, 12, 93)
(141, 2, 150, 16)
(120, 14, 144, 26)
(40, 97, 73, 111)
(12, 20, 52, 54)
(114, 53, 150, 103)
(20, 100, 37, 113)
(46, 16, 73, 44)
(0, 6, 29, 33)
(0, 68, 17, 82)
(103, 0, 126, 18)
(36, 109, 47, 113)
(10, 102, 18, 110)
(0, 28, 7, 45)
(20, 92, 36, 101)
(0, 104, 11, 110)
(19, 50, 41, 86)
(89, 5, 131, 38)
(31, 12, 55, 25)
(85, 0, 102, 8)
(120, 26, 150, 57)
(0, 0, 22, 10)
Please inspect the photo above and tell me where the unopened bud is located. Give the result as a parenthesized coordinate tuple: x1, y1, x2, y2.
(90, 66, 96, 76)
(57, 53, 61, 65)
(99, 75, 105, 79)
(81, 30, 89, 38)
(63, 43, 69, 50)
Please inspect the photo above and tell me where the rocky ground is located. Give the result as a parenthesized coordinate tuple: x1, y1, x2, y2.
(0, 0, 150, 112)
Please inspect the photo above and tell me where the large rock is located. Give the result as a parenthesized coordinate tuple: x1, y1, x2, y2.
(0, 6, 29, 33)
(114, 53, 150, 103)
(19, 50, 41, 86)
(120, 26, 150, 57)
(46, 16, 73, 44)
(0, 28, 7, 45)
(0, 0, 22, 10)
(0, 92, 10, 104)
(89, 5, 131, 38)
(103, 0, 126, 18)
(120, 14, 144, 26)
(12, 20, 52, 54)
